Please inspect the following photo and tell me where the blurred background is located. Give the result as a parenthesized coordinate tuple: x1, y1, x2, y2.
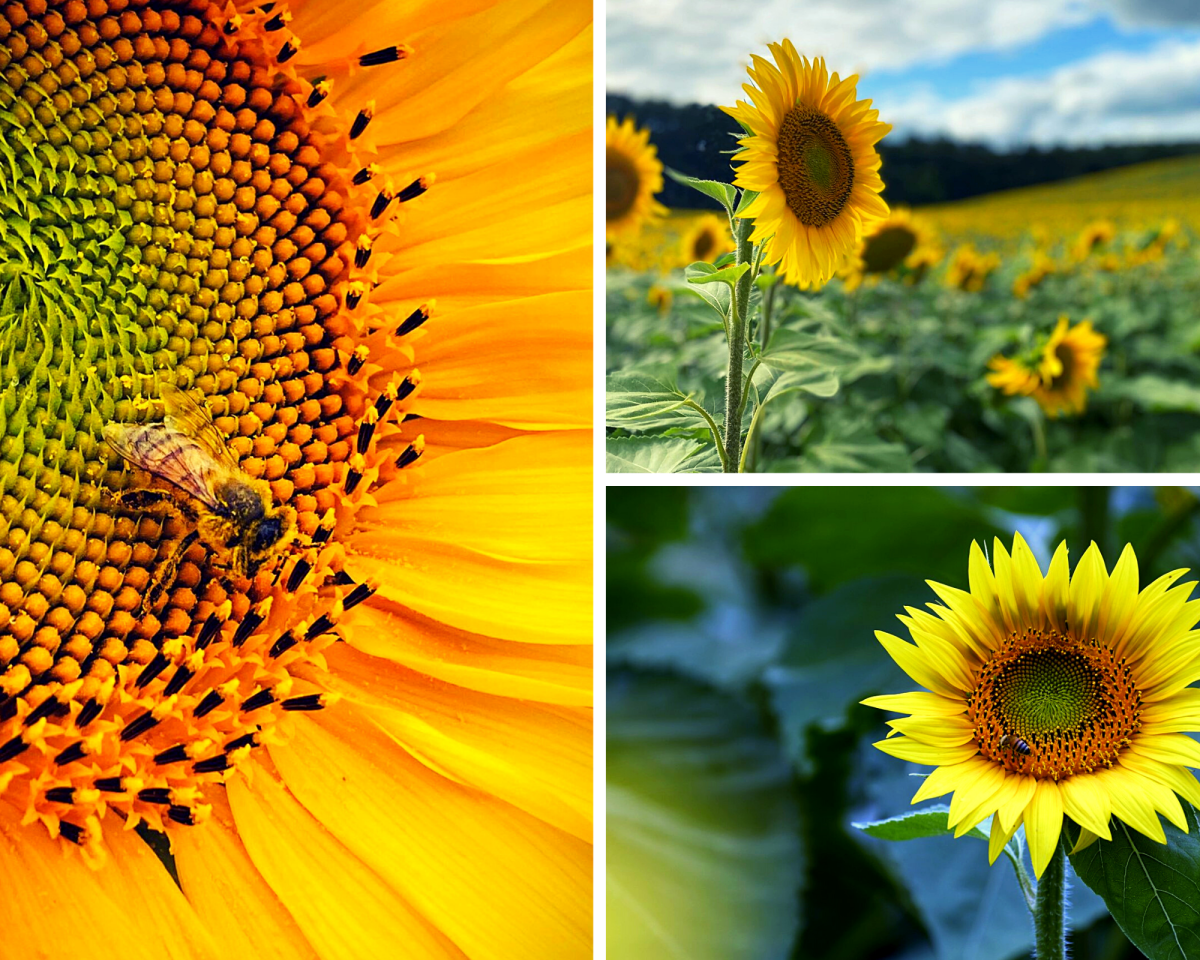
(607, 486, 1200, 959)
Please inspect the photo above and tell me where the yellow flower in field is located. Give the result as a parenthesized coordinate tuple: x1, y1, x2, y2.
(945, 244, 1001, 292)
(987, 316, 1106, 418)
(680, 214, 734, 265)
(0, 1, 592, 956)
(607, 116, 668, 239)
(1072, 219, 1116, 261)
(864, 534, 1200, 878)
(1012, 251, 1058, 299)
(722, 40, 891, 289)
(647, 283, 674, 314)
(841, 208, 939, 290)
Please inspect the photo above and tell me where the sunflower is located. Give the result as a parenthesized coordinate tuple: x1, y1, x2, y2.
(840, 207, 939, 291)
(987, 316, 1106, 418)
(1072, 219, 1116, 262)
(864, 534, 1200, 878)
(679, 213, 733, 265)
(1012, 251, 1058, 299)
(721, 40, 891, 290)
(606, 115, 667, 240)
(0, 1, 592, 957)
(945, 243, 1000, 292)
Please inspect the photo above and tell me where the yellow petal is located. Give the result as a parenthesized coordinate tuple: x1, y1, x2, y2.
(875, 631, 967, 698)
(0, 802, 220, 960)
(872, 735, 978, 766)
(1058, 774, 1112, 841)
(1024, 779, 1064, 878)
(1070, 826, 1100, 854)
(1068, 542, 1108, 640)
(989, 812, 1020, 864)
(861, 691, 966, 717)
(173, 790, 318, 960)
(1040, 542, 1071, 630)
(267, 709, 592, 960)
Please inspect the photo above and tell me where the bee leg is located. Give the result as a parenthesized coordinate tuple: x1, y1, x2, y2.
(111, 489, 199, 522)
(137, 529, 201, 619)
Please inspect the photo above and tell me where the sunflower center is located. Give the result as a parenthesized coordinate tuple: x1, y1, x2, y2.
(606, 148, 639, 222)
(0, 0, 390, 857)
(775, 106, 854, 227)
(692, 228, 716, 261)
(1048, 344, 1075, 391)
(862, 226, 916, 273)
(968, 628, 1142, 779)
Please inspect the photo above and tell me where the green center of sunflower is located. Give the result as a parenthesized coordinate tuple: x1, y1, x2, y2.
(862, 226, 917, 274)
(606, 148, 639, 222)
(775, 106, 854, 227)
(0, 0, 418, 858)
(968, 628, 1142, 779)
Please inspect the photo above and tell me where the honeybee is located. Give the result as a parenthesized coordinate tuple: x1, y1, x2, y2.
(104, 384, 297, 611)
(999, 734, 1031, 756)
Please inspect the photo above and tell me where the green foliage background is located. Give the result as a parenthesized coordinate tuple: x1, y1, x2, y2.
(607, 486, 1200, 959)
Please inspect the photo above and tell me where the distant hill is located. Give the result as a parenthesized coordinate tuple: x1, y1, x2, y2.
(606, 93, 1200, 209)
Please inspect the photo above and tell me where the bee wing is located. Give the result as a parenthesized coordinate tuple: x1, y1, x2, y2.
(103, 421, 226, 510)
(159, 384, 240, 471)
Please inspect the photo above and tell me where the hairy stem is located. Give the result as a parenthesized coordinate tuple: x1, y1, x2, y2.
(722, 218, 754, 472)
(1033, 843, 1067, 960)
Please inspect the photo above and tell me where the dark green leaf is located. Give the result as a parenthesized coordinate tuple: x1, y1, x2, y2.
(1071, 803, 1200, 960)
(762, 369, 840, 404)
(683, 262, 731, 321)
(759, 326, 859, 373)
(605, 367, 711, 431)
(606, 436, 711, 473)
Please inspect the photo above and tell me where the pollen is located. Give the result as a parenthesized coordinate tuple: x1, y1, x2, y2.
(0, 0, 422, 861)
(968, 627, 1143, 780)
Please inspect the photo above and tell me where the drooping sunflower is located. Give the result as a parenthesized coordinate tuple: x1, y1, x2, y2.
(0, 1, 592, 957)
(840, 207, 939, 291)
(865, 534, 1200, 878)
(679, 213, 733, 265)
(1012, 250, 1058, 299)
(606, 115, 667, 240)
(988, 315, 1106, 418)
(1072, 219, 1116, 262)
(721, 40, 891, 290)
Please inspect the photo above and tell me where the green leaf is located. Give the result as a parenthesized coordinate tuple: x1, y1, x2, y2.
(605, 436, 712, 474)
(688, 260, 751, 288)
(605, 367, 711, 432)
(682, 262, 731, 321)
(762, 369, 840, 404)
(758, 326, 859, 373)
(854, 805, 988, 843)
(1071, 804, 1200, 960)
(734, 188, 760, 216)
(608, 669, 803, 960)
(665, 167, 737, 215)
(791, 434, 914, 473)
(1114, 375, 1200, 414)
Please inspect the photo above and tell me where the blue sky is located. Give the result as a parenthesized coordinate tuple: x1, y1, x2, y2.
(606, 0, 1200, 147)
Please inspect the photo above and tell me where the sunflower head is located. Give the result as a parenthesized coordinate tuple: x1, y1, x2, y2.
(606, 115, 667, 239)
(864, 533, 1200, 877)
(1011, 251, 1057, 299)
(646, 283, 673, 315)
(721, 40, 891, 290)
(680, 213, 733, 265)
(987, 316, 1106, 418)
(841, 208, 939, 289)
(1073, 219, 1117, 261)
(945, 243, 1000, 292)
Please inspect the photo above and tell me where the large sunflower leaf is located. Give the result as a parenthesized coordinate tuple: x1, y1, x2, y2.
(1070, 803, 1200, 960)
(605, 436, 717, 473)
(605, 366, 715, 433)
(758, 326, 860, 373)
(608, 669, 803, 960)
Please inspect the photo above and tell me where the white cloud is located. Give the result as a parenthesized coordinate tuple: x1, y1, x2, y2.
(606, 0, 1097, 106)
(879, 37, 1200, 145)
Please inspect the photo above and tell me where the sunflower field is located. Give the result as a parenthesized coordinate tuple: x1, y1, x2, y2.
(606, 145, 1200, 473)
(608, 485, 1200, 960)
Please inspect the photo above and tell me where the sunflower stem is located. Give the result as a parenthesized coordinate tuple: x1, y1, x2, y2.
(1033, 842, 1067, 960)
(722, 218, 754, 472)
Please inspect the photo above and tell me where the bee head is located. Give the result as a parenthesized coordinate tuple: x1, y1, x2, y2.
(239, 507, 298, 576)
